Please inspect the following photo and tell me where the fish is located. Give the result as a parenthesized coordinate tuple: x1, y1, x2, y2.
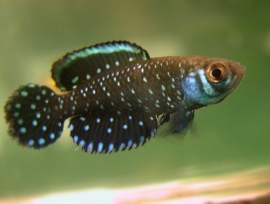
(4, 40, 246, 154)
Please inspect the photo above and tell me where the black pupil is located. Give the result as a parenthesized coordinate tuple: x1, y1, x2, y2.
(212, 68, 222, 78)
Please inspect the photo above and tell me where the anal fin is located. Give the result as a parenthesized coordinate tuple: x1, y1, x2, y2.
(68, 113, 158, 154)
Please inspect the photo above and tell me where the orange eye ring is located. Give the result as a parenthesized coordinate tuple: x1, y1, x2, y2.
(207, 62, 226, 83)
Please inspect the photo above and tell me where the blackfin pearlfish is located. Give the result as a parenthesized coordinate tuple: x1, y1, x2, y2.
(4, 41, 245, 154)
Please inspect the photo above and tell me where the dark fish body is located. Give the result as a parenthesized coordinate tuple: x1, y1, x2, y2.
(4, 41, 245, 153)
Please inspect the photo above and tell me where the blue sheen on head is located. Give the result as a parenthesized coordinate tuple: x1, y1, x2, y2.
(181, 70, 219, 105)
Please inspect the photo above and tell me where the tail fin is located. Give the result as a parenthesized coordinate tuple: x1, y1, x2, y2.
(4, 83, 65, 148)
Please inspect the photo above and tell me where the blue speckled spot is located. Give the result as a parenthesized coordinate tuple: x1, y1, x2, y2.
(38, 138, 45, 145)
(15, 103, 21, 109)
(27, 139, 34, 146)
(69, 124, 74, 131)
(87, 142, 93, 152)
(42, 125, 47, 131)
(118, 143, 125, 151)
(20, 91, 28, 97)
(72, 76, 79, 83)
(84, 125, 89, 131)
(107, 128, 112, 134)
(36, 112, 41, 119)
(127, 139, 133, 148)
(98, 142, 103, 152)
(139, 136, 144, 145)
(17, 119, 23, 125)
(28, 83, 35, 88)
(50, 133, 55, 139)
(41, 89, 47, 95)
(79, 140, 85, 147)
(108, 143, 114, 152)
(20, 127, 26, 134)
(73, 135, 79, 143)
(32, 120, 38, 126)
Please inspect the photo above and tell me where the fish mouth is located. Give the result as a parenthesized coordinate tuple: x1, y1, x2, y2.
(237, 65, 246, 83)
(238, 65, 246, 75)
(232, 62, 246, 82)
(229, 64, 246, 94)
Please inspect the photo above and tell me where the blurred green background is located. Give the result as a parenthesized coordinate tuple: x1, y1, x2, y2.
(1, 0, 270, 199)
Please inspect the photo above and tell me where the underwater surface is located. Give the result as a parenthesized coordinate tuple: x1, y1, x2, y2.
(1, 1, 270, 203)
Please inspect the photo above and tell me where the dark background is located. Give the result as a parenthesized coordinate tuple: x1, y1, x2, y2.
(1, 0, 270, 198)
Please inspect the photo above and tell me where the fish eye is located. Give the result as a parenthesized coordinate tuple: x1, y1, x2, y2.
(206, 62, 226, 83)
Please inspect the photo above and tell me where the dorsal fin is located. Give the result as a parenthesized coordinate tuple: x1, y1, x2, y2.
(51, 41, 150, 91)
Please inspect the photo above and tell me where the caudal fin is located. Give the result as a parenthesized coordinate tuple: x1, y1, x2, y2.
(4, 83, 65, 148)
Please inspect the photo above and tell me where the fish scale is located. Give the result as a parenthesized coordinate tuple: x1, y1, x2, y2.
(61, 58, 177, 116)
(4, 41, 245, 154)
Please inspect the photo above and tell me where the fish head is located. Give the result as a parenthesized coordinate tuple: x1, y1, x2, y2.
(181, 57, 246, 107)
